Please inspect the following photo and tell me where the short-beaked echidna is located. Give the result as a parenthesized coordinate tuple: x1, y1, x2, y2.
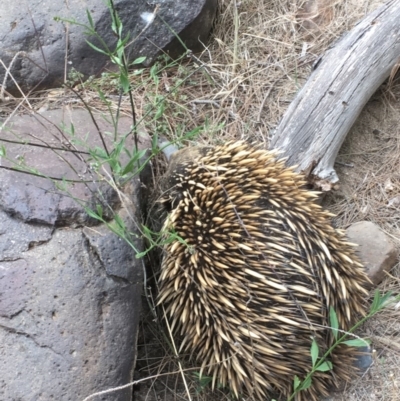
(158, 141, 370, 400)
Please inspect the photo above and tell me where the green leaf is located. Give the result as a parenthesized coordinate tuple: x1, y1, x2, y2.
(293, 376, 301, 391)
(69, 122, 75, 135)
(299, 376, 312, 390)
(120, 149, 147, 176)
(96, 204, 103, 218)
(109, 158, 121, 174)
(310, 339, 319, 367)
(84, 206, 104, 222)
(91, 146, 109, 160)
(85, 40, 109, 56)
(370, 290, 394, 312)
(183, 126, 203, 140)
(378, 291, 394, 310)
(315, 361, 333, 372)
(86, 9, 94, 28)
(329, 306, 339, 340)
(110, 54, 123, 68)
(131, 56, 146, 65)
(120, 73, 130, 94)
(342, 338, 371, 347)
(371, 290, 382, 312)
(98, 89, 107, 103)
(0, 145, 6, 156)
(111, 138, 126, 160)
(135, 250, 148, 259)
(114, 214, 126, 231)
(116, 37, 129, 59)
(150, 64, 159, 82)
(151, 133, 159, 153)
(155, 102, 165, 120)
(111, 10, 123, 36)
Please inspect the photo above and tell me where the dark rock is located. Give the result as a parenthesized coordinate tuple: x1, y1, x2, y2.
(0, 108, 149, 401)
(0, 0, 217, 95)
(161, 0, 218, 60)
(346, 221, 398, 287)
(353, 346, 373, 373)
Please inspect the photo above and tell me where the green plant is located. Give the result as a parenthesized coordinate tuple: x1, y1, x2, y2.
(288, 290, 397, 400)
(192, 372, 214, 394)
(0, 0, 213, 324)
(4, 3, 396, 401)
(192, 290, 395, 401)
(49, 0, 209, 234)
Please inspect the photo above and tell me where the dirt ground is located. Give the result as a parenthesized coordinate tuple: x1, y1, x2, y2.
(2, 0, 399, 400)
(323, 86, 400, 401)
(133, 86, 400, 401)
(135, 1, 400, 401)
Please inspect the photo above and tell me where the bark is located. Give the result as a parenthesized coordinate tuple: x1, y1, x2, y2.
(270, 0, 400, 190)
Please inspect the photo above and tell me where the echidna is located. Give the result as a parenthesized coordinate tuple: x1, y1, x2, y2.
(158, 141, 370, 400)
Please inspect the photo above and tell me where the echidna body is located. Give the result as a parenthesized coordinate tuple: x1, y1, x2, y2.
(158, 141, 370, 400)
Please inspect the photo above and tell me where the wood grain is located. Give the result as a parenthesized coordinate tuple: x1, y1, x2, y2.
(271, 0, 400, 190)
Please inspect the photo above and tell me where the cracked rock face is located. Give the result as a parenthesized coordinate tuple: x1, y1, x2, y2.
(0, 109, 147, 401)
(0, 0, 217, 95)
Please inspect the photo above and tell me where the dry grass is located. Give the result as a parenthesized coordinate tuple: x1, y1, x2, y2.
(323, 83, 400, 401)
(2, 0, 400, 400)
(136, 1, 400, 400)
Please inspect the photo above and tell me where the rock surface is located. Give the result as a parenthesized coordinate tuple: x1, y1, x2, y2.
(0, 0, 217, 95)
(0, 108, 148, 401)
(346, 221, 398, 286)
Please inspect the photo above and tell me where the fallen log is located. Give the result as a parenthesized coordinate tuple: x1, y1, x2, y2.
(270, 0, 400, 190)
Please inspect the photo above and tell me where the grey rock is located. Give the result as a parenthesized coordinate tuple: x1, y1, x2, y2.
(0, 228, 142, 401)
(346, 221, 398, 286)
(0, 258, 33, 319)
(0, 0, 217, 95)
(0, 209, 53, 259)
(0, 108, 149, 401)
(83, 196, 144, 283)
(0, 108, 148, 227)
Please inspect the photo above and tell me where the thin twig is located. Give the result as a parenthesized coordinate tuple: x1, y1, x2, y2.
(0, 137, 90, 154)
(0, 56, 32, 107)
(0, 165, 95, 183)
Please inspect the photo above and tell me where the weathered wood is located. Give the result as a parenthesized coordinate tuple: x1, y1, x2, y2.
(270, 0, 400, 190)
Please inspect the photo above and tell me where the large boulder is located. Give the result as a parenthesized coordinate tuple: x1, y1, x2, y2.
(0, 0, 217, 95)
(0, 109, 148, 400)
